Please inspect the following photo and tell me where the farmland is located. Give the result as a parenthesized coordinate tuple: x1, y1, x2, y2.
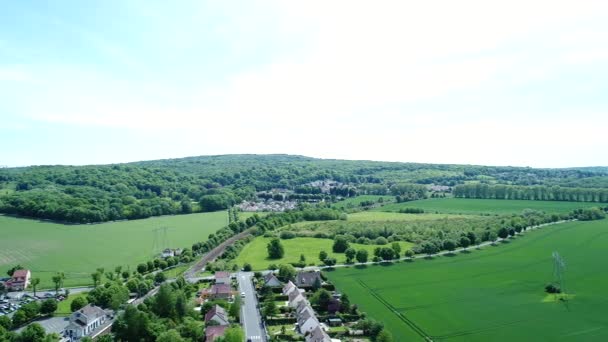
(0, 212, 231, 288)
(327, 219, 608, 341)
(377, 198, 600, 215)
(232, 236, 414, 270)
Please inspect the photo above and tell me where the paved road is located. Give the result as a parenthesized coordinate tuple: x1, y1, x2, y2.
(237, 272, 266, 342)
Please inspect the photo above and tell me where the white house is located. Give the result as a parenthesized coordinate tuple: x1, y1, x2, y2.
(305, 325, 332, 342)
(161, 248, 174, 258)
(297, 309, 320, 335)
(282, 280, 297, 296)
(288, 289, 306, 308)
(263, 273, 282, 287)
(65, 304, 107, 339)
(204, 305, 229, 326)
(296, 301, 315, 318)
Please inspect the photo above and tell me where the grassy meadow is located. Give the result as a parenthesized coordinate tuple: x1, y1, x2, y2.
(233, 237, 414, 270)
(327, 219, 608, 341)
(377, 198, 599, 215)
(346, 211, 469, 222)
(0, 212, 231, 288)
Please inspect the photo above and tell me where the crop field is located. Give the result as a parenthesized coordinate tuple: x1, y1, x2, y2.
(0, 212, 232, 288)
(232, 237, 413, 270)
(377, 198, 599, 215)
(327, 219, 608, 341)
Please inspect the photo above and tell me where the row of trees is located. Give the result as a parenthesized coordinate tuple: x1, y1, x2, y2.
(453, 184, 608, 203)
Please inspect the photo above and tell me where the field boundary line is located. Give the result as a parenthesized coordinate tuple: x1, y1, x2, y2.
(357, 279, 433, 341)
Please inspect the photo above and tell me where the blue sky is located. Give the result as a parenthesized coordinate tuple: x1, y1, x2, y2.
(1, 0, 607, 167)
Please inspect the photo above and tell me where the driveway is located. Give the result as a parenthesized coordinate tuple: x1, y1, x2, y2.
(15, 316, 70, 335)
(237, 272, 266, 341)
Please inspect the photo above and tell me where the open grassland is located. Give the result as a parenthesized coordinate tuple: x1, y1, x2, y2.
(233, 237, 414, 270)
(327, 219, 608, 341)
(0, 212, 232, 288)
(377, 198, 599, 215)
(346, 211, 469, 222)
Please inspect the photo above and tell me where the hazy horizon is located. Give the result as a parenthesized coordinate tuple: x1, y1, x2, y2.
(1, 153, 606, 170)
(2, 1, 608, 168)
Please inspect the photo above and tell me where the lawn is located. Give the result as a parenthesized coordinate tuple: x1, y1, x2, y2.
(376, 198, 600, 215)
(0, 212, 232, 288)
(327, 219, 608, 341)
(55, 292, 89, 316)
(233, 237, 413, 270)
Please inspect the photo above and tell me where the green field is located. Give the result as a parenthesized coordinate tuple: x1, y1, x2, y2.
(327, 219, 608, 341)
(347, 211, 469, 222)
(0, 212, 231, 288)
(233, 237, 414, 270)
(377, 198, 599, 215)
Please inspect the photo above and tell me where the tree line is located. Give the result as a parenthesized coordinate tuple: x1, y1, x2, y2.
(453, 184, 608, 202)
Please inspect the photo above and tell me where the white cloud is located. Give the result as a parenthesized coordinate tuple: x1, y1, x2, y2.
(4, 0, 608, 166)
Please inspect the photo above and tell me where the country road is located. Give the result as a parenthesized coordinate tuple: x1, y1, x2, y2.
(237, 272, 266, 341)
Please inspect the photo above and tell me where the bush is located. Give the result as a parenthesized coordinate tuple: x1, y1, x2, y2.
(279, 231, 296, 239)
(71, 296, 89, 312)
(40, 299, 57, 315)
(545, 283, 561, 294)
(375, 237, 388, 245)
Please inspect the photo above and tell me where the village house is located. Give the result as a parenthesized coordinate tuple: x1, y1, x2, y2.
(214, 271, 231, 285)
(263, 273, 282, 287)
(296, 301, 315, 318)
(297, 308, 320, 335)
(205, 325, 227, 341)
(6, 269, 31, 291)
(65, 304, 107, 340)
(210, 283, 232, 300)
(305, 325, 332, 342)
(295, 270, 323, 288)
(282, 280, 297, 296)
(204, 305, 229, 326)
(288, 289, 307, 308)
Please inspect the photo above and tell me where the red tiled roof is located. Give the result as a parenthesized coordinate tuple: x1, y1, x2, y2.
(211, 284, 231, 294)
(12, 269, 29, 278)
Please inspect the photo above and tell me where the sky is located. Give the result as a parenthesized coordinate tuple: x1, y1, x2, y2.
(1, 0, 607, 168)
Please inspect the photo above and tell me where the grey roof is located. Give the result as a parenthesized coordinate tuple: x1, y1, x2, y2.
(77, 304, 105, 319)
(306, 326, 331, 342)
(295, 271, 322, 287)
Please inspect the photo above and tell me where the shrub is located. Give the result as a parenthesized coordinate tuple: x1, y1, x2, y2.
(279, 231, 296, 239)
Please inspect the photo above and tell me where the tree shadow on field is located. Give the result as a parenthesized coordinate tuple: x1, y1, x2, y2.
(354, 265, 368, 270)
(423, 256, 435, 260)
(404, 258, 414, 263)
(378, 262, 394, 267)
(460, 249, 472, 254)
(500, 240, 511, 244)
(443, 253, 457, 257)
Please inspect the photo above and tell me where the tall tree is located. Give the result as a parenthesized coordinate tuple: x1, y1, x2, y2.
(30, 278, 40, 297)
(266, 238, 285, 259)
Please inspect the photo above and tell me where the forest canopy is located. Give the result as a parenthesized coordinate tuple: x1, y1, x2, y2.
(1, 154, 607, 223)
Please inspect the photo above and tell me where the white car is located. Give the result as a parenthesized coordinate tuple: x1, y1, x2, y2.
(241, 292, 246, 298)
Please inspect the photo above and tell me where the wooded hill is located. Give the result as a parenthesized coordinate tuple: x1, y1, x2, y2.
(1, 154, 607, 223)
